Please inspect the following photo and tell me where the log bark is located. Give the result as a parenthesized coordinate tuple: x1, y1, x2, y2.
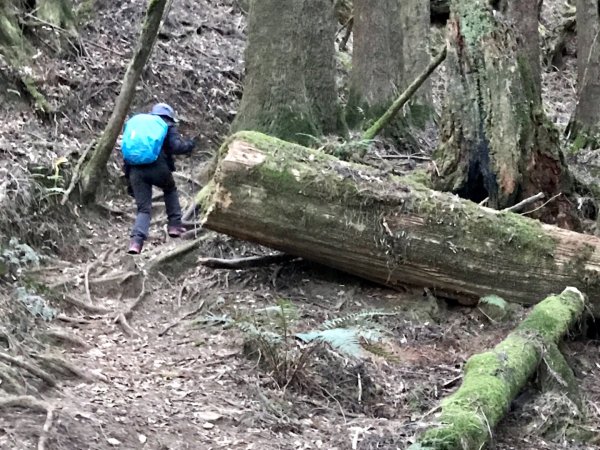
(199, 132, 600, 309)
(408, 287, 585, 450)
(78, 0, 168, 203)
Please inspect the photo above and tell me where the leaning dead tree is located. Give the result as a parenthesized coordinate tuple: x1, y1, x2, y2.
(433, 0, 579, 229)
(193, 131, 600, 309)
(75, 0, 168, 203)
(409, 287, 585, 450)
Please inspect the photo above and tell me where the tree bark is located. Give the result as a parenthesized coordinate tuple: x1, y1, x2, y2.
(433, 0, 578, 230)
(346, 0, 402, 128)
(231, 0, 341, 145)
(78, 0, 168, 203)
(408, 287, 585, 450)
(198, 131, 600, 309)
(566, 0, 600, 148)
(497, 0, 542, 103)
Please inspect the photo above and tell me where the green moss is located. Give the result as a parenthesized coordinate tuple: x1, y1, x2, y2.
(454, 0, 495, 52)
(403, 169, 433, 189)
(415, 289, 585, 449)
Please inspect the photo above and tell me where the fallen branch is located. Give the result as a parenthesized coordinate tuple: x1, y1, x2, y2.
(362, 46, 447, 142)
(0, 352, 57, 387)
(523, 192, 563, 216)
(501, 192, 545, 213)
(408, 287, 586, 450)
(198, 253, 297, 269)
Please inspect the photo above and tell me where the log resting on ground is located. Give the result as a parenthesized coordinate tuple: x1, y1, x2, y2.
(199, 132, 600, 309)
(408, 287, 585, 450)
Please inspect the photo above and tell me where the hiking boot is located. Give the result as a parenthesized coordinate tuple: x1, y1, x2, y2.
(127, 239, 143, 255)
(167, 225, 186, 238)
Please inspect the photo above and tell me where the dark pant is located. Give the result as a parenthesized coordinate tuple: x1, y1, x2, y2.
(129, 162, 183, 242)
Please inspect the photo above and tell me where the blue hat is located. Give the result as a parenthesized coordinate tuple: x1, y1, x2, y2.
(150, 103, 177, 121)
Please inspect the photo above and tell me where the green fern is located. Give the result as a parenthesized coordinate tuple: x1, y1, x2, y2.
(296, 325, 384, 358)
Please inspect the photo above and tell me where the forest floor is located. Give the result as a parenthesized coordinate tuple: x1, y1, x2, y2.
(1, 0, 600, 449)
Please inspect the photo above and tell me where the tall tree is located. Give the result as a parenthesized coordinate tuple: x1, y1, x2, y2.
(231, 0, 342, 145)
(432, 0, 579, 230)
(347, 0, 432, 133)
(566, 0, 600, 147)
(76, 0, 168, 203)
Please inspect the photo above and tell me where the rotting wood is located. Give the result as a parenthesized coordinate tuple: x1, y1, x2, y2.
(198, 131, 600, 309)
(408, 287, 585, 450)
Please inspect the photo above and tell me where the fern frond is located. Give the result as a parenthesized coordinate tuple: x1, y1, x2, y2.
(296, 328, 363, 357)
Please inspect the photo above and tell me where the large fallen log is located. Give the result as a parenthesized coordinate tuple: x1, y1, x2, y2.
(408, 287, 586, 450)
(199, 131, 600, 308)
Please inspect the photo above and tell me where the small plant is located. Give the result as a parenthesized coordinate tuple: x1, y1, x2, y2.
(0, 238, 40, 277)
(14, 287, 57, 321)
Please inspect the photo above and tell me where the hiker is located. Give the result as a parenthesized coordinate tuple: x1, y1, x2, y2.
(122, 103, 197, 254)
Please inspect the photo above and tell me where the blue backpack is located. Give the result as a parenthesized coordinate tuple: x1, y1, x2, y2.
(121, 114, 169, 165)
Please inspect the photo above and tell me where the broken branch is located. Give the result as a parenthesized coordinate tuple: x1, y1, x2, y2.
(198, 253, 296, 269)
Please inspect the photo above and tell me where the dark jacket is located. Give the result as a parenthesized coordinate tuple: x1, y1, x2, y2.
(123, 120, 196, 178)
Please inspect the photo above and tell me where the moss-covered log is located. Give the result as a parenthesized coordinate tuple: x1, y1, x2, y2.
(408, 287, 585, 450)
(199, 131, 600, 308)
(433, 0, 578, 230)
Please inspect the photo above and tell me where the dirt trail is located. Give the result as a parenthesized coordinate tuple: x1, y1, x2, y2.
(1, 0, 600, 449)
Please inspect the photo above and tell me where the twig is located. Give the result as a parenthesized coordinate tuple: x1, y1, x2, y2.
(502, 192, 545, 213)
(522, 193, 563, 216)
(198, 253, 297, 269)
(158, 300, 206, 337)
(380, 154, 431, 161)
(0, 352, 57, 387)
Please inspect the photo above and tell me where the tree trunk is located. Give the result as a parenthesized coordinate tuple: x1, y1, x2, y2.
(432, 0, 578, 230)
(401, 0, 432, 119)
(198, 131, 600, 310)
(231, 0, 341, 145)
(78, 0, 168, 203)
(408, 287, 585, 450)
(566, 0, 600, 148)
(498, 0, 542, 103)
(346, 0, 402, 128)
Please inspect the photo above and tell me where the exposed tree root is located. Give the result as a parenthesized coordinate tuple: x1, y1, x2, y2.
(41, 329, 89, 349)
(198, 253, 297, 269)
(60, 140, 96, 205)
(33, 354, 97, 382)
(0, 395, 54, 450)
(146, 235, 210, 273)
(113, 278, 148, 337)
(0, 362, 27, 394)
(0, 352, 57, 387)
(55, 292, 111, 314)
(56, 314, 92, 324)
